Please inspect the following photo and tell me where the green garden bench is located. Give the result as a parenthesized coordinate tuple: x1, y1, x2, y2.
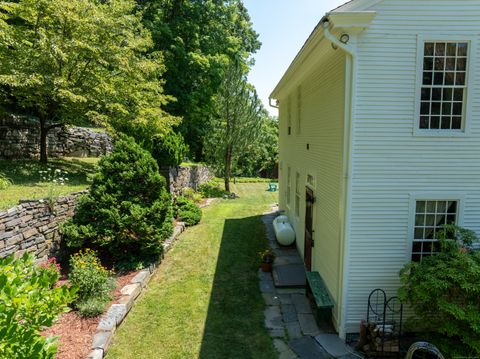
(268, 182, 278, 192)
(306, 271, 334, 321)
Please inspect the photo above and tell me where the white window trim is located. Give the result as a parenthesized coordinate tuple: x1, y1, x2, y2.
(413, 34, 476, 137)
(305, 169, 316, 190)
(407, 192, 466, 262)
(286, 165, 292, 210)
(295, 171, 301, 219)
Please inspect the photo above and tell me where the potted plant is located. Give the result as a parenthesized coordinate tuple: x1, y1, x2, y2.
(260, 249, 275, 272)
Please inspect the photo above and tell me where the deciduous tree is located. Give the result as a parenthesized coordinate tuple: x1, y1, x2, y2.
(0, 0, 177, 163)
(137, 0, 260, 160)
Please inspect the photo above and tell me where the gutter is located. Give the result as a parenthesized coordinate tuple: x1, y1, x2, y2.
(321, 16, 356, 339)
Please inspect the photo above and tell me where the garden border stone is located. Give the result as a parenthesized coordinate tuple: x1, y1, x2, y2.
(85, 221, 187, 358)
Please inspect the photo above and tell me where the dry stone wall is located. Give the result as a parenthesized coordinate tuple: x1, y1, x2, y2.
(168, 165, 213, 196)
(0, 192, 86, 261)
(0, 115, 112, 159)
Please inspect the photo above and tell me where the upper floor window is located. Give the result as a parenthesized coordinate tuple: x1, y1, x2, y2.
(420, 41, 468, 130)
(412, 200, 458, 262)
(287, 96, 292, 135)
(296, 86, 302, 135)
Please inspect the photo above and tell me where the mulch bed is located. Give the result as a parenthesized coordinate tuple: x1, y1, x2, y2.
(43, 271, 138, 359)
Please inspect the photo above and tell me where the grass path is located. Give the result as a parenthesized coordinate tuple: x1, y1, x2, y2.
(106, 183, 278, 359)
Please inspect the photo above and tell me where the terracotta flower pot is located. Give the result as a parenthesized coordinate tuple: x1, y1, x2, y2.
(261, 262, 272, 272)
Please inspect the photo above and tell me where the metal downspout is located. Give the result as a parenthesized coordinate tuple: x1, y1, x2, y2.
(322, 18, 356, 338)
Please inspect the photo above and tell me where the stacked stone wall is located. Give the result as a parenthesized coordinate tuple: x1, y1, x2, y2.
(0, 192, 86, 261)
(0, 115, 112, 159)
(167, 165, 213, 196)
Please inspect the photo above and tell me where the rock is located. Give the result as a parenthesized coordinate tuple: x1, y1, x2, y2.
(97, 316, 116, 332)
(86, 349, 103, 359)
(106, 304, 127, 326)
(120, 283, 141, 299)
(91, 331, 112, 351)
(131, 270, 150, 287)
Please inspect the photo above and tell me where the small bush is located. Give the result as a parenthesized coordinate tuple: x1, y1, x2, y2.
(0, 254, 76, 358)
(199, 180, 227, 198)
(69, 249, 115, 317)
(175, 196, 202, 226)
(152, 129, 188, 167)
(76, 297, 109, 318)
(182, 187, 203, 203)
(0, 172, 12, 189)
(399, 225, 480, 357)
(61, 136, 173, 263)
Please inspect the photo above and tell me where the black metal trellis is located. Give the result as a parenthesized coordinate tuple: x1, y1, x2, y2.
(362, 288, 404, 357)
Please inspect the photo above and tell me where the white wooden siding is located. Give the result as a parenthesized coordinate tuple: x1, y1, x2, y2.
(345, 0, 480, 334)
(278, 47, 346, 330)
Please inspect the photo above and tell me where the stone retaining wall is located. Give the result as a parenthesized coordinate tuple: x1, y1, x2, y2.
(0, 115, 112, 159)
(0, 192, 86, 261)
(168, 165, 213, 196)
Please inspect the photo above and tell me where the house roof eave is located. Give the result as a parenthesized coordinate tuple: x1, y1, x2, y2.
(269, 10, 376, 101)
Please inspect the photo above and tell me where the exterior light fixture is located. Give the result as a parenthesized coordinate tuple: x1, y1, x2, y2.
(340, 34, 350, 44)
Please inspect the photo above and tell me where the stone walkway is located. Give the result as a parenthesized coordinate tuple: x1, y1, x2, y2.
(260, 207, 362, 359)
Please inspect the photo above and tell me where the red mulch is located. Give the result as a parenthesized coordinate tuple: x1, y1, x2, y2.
(43, 271, 139, 359)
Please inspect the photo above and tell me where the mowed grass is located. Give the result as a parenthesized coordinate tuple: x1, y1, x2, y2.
(0, 157, 99, 210)
(106, 183, 279, 359)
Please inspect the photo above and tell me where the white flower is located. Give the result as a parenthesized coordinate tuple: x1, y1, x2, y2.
(53, 180, 57, 183)
(55, 169, 61, 173)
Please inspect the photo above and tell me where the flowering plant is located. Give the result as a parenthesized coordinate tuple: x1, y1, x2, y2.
(259, 249, 275, 264)
(69, 249, 115, 317)
(39, 168, 69, 212)
(40, 257, 61, 278)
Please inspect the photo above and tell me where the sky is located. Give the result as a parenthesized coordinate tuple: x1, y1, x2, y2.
(242, 0, 348, 116)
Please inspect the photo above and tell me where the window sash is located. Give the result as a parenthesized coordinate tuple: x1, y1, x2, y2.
(412, 200, 458, 262)
(419, 41, 468, 131)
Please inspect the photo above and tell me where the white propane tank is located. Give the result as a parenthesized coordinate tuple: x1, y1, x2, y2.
(273, 216, 295, 246)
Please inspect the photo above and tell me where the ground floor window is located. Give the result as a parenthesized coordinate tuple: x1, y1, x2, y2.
(412, 200, 458, 262)
(295, 172, 300, 217)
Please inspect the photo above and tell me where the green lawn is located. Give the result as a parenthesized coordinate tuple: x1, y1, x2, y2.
(106, 183, 278, 359)
(0, 157, 99, 210)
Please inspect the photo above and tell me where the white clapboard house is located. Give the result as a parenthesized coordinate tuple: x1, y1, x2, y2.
(270, 0, 480, 338)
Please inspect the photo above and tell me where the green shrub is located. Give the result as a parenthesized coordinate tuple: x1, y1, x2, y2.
(398, 225, 480, 357)
(76, 297, 109, 318)
(152, 129, 188, 167)
(0, 172, 12, 189)
(69, 249, 114, 301)
(175, 196, 202, 226)
(0, 254, 76, 358)
(182, 187, 203, 203)
(198, 180, 227, 198)
(61, 136, 173, 263)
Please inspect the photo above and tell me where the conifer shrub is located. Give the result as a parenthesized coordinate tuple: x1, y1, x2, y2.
(399, 225, 480, 357)
(175, 196, 202, 226)
(152, 129, 188, 167)
(62, 136, 173, 264)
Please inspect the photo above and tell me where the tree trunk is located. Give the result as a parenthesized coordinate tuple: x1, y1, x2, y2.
(224, 145, 232, 193)
(39, 118, 48, 164)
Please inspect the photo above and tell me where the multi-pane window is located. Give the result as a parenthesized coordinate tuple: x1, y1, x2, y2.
(286, 167, 291, 205)
(420, 42, 468, 130)
(296, 86, 302, 135)
(295, 172, 300, 217)
(287, 97, 292, 135)
(412, 200, 458, 262)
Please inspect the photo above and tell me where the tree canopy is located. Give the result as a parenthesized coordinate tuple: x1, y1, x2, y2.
(0, 0, 177, 162)
(205, 62, 265, 192)
(137, 0, 261, 160)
